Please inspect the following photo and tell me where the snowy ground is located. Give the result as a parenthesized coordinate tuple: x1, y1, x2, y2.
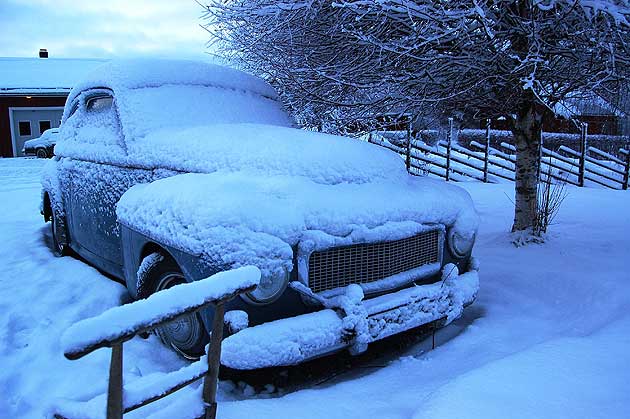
(0, 157, 628, 418)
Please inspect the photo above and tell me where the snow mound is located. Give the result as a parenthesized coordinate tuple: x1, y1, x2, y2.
(412, 315, 630, 419)
(221, 309, 345, 369)
(53, 353, 210, 419)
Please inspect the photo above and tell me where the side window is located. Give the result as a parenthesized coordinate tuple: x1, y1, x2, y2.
(86, 96, 113, 112)
(76, 91, 123, 149)
(59, 89, 125, 160)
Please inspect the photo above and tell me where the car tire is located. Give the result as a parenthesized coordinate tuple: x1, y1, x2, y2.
(36, 148, 48, 159)
(51, 211, 70, 257)
(137, 252, 209, 360)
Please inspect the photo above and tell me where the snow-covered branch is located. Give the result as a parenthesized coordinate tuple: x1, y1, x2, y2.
(205, 0, 629, 129)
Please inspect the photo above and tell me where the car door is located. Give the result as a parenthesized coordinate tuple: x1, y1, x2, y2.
(63, 89, 152, 275)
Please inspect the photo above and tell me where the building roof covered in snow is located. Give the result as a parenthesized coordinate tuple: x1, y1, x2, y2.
(554, 93, 627, 119)
(0, 57, 106, 96)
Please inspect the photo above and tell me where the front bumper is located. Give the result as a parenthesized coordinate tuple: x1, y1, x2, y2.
(221, 263, 479, 370)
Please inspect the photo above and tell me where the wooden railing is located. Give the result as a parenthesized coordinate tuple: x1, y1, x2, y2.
(54, 266, 260, 419)
(370, 127, 630, 190)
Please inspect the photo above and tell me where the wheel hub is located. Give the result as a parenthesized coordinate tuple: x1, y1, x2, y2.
(155, 273, 203, 359)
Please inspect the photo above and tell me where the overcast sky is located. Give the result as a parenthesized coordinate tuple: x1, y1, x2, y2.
(0, 0, 211, 59)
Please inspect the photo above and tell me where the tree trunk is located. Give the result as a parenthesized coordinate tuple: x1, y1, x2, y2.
(510, 103, 543, 232)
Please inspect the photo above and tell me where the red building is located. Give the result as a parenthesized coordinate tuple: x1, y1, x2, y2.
(486, 97, 627, 136)
(0, 50, 103, 157)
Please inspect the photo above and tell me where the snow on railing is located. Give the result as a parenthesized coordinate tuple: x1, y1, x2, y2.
(556, 145, 627, 188)
(55, 266, 260, 419)
(370, 125, 630, 190)
(587, 146, 625, 165)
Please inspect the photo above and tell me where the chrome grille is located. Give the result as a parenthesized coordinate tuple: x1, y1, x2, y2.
(307, 229, 441, 293)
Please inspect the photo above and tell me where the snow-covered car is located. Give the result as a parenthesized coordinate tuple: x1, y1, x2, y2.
(23, 128, 59, 158)
(41, 59, 479, 368)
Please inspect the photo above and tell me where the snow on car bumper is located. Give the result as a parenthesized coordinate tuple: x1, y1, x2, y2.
(221, 264, 479, 370)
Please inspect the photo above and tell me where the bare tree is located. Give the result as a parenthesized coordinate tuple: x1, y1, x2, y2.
(204, 0, 630, 232)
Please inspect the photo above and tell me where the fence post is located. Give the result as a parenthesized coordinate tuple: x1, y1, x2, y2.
(623, 149, 630, 191)
(203, 302, 226, 419)
(483, 119, 490, 183)
(405, 122, 412, 173)
(106, 343, 123, 419)
(445, 117, 453, 181)
(538, 130, 544, 182)
(578, 122, 588, 187)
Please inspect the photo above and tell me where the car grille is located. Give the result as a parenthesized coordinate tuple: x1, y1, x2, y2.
(307, 229, 441, 293)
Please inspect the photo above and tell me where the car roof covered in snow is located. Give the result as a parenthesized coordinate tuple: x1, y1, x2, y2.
(66, 59, 278, 106)
(59, 59, 291, 146)
(24, 129, 59, 147)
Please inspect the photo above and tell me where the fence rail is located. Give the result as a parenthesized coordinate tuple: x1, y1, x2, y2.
(54, 266, 260, 419)
(370, 123, 630, 190)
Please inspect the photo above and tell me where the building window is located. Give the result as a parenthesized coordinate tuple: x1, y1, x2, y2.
(39, 120, 51, 133)
(18, 121, 31, 136)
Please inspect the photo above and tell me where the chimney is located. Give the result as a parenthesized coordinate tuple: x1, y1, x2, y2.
(39, 48, 48, 58)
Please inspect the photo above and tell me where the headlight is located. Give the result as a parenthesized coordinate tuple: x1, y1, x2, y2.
(448, 229, 475, 258)
(243, 268, 289, 304)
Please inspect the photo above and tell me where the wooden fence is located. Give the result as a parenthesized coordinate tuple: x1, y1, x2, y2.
(369, 122, 630, 190)
(54, 267, 260, 419)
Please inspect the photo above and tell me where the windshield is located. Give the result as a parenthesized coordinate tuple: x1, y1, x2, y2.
(118, 84, 293, 139)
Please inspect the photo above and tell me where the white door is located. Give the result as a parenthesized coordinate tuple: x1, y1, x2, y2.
(10, 107, 63, 156)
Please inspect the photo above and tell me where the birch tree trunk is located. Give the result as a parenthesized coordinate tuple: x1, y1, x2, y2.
(510, 103, 543, 232)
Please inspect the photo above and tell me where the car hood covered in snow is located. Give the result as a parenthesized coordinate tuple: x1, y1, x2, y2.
(24, 137, 54, 149)
(117, 124, 478, 276)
